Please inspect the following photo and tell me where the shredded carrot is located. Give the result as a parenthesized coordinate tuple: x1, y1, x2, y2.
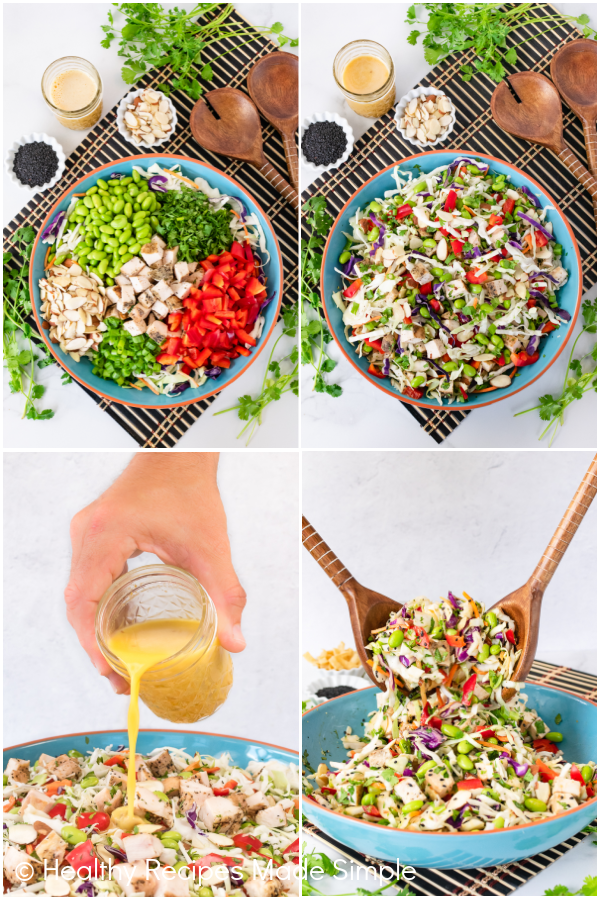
(141, 377, 160, 395)
(469, 600, 479, 620)
(44, 245, 54, 269)
(169, 171, 200, 190)
(129, 382, 143, 391)
(471, 359, 481, 370)
(436, 688, 443, 708)
(375, 664, 387, 679)
(445, 663, 459, 686)
(522, 233, 533, 253)
(183, 758, 201, 773)
(473, 666, 488, 676)
(495, 734, 509, 742)
(3, 797, 16, 812)
(365, 659, 374, 668)
(463, 592, 473, 602)
(44, 780, 72, 796)
(231, 209, 250, 240)
(420, 682, 427, 707)
(478, 740, 507, 750)
(472, 299, 478, 310)
(408, 810, 421, 818)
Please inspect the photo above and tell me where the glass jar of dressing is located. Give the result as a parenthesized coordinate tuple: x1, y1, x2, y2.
(96, 564, 233, 724)
(334, 40, 395, 119)
(41, 56, 103, 130)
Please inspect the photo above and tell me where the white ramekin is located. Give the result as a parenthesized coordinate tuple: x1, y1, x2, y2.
(300, 112, 355, 175)
(394, 86, 457, 150)
(304, 672, 370, 708)
(116, 88, 178, 150)
(5, 133, 65, 193)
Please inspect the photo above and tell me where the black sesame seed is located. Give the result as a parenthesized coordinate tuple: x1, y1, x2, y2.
(302, 121, 348, 166)
(13, 141, 59, 188)
(315, 685, 356, 699)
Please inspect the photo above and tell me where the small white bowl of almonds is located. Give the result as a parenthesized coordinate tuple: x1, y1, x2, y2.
(116, 87, 177, 149)
(394, 86, 456, 149)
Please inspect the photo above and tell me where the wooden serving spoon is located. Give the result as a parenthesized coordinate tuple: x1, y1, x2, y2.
(491, 454, 597, 701)
(247, 51, 299, 192)
(490, 72, 597, 212)
(190, 88, 299, 210)
(302, 454, 597, 695)
(550, 39, 597, 178)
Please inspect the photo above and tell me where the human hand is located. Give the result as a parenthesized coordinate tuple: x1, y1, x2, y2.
(65, 452, 246, 693)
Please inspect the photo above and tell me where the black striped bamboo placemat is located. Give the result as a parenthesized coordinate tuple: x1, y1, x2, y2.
(303, 660, 597, 896)
(301, 3, 596, 444)
(3, 9, 298, 448)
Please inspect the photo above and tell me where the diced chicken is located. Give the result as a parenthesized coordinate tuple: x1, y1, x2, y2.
(381, 333, 397, 355)
(115, 274, 131, 287)
(424, 769, 454, 800)
(485, 278, 507, 298)
(469, 231, 481, 247)
(117, 285, 136, 314)
(368, 746, 396, 768)
(425, 338, 445, 359)
(549, 792, 579, 815)
(120, 257, 145, 278)
(276, 864, 299, 894)
(535, 781, 551, 804)
(151, 300, 169, 320)
(130, 275, 152, 295)
(163, 776, 181, 796)
(164, 247, 178, 265)
(147, 321, 169, 343)
(134, 786, 174, 827)
(151, 234, 166, 250)
(106, 286, 122, 306)
(140, 242, 164, 267)
(154, 867, 191, 896)
(394, 777, 426, 805)
(151, 280, 175, 304)
(131, 303, 151, 321)
(174, 262, 189, 282)
(552, 778, 583, 799)
(549, 265, 567, 284)
(123, 319, 146, 336)
(147, 750, 175, 778)
(446, 278, 466, 299)
(244, 877, 284, 897)
(137, 289, 156, 309)
(179, 780, 213, 814)
(199, 796, 243, 834)
(35, 830, 69, 864)
(187, 262, 198, 274)
(109, 770, 128, 788)
(256, 802, 288, 829)
(5, 758, 30, 784)
(94, 787, 123, 814)
(446, 789, 472, 811)
(149, 265, 174, 284)
(184, 269, 204, 286)
(21, 789, 57, 815)
(112, 862, 158, 898)
(503, 334, 523, 353)
(38, 754, 56, 772)
(165, 295, 183, 312)
(123, 833, 164, 863)
(410, 262, 433, 284)
(170, 281, 192, 300)
(138, 265, 154, 279)
(3, 847, 41, 884)
(243, 790, 269, 813)
(475, 761, 494, 781)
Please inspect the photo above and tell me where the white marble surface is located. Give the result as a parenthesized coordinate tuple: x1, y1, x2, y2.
(302, 449, 597, 893)
(3, 3, 298, 449)
(300, 2, 597, 449)
(3, 451, 299, 751)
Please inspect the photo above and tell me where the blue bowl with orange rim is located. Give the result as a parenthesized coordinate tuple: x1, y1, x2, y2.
(320, 150, 582, 411)
(302, 682, 596, 868)
(29, 154, 283, 409)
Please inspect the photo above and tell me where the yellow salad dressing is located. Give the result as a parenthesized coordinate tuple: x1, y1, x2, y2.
(106, 617, 233, 830)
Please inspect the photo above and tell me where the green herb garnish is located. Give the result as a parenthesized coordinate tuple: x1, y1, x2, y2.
(89, 317, 161, 385)
(155, 188, 234, 262)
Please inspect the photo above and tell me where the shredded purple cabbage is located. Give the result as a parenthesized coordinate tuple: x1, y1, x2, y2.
(343, 255, 362, 276)
(516, 212, 554, 243)
(452, 157, 489, 173)
(169, 380, 189, 395)
(447, 592, 461, 609)
(528, 290, 548, 303)
(429, 359, 447, 380)
(398, 655, 411, 669)
(445, 613, 458, 628)
(410, 727, 445, 750)
(417, 295, 450, 333)
(228, 867, 245, 887)
(148, 175, 169, 192)
(107, 846, 127, 862)
(520, 185, 541, 209)
(186, 802, 198, 829)
(526, 335, 540, 356)
(530, 270, 559, 285)
(260, 291, 276, 313)
(205, 366, 222, 379)
(41, 210, 66, 242)
(403, 768, 414, 777)
(456, 646, 470, 663)
(75, 884, 96, 897)
(555, 308, 571, 321)
(507, 239, 523, 252)
(382, 358, 390, 377)
(507, 758, 529, 777)
(109, 172, 125, 180)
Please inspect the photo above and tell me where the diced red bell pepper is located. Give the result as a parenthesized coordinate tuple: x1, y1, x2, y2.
(48, 803, 67, 819)
(245, 277, 264, 296)
(196, 348, 212, 367)
(237, 345, 251, 356)
(527, 296, 537, 308)
(343, 278, 362, 299)
(570, 765, 585, 785)
(181, 364, 192, 375)
(65, 840, 101, 877)
(368, 363, 386, 379)
(430, 716, 442, 730)
(186, 326, 204, 346)
(446, 634, 465, 647)
(534, 229, 549, 247)
(283, 838, 299, 857)
(200, 259, 214, 272)
(230, 241, 246, 260)
(235, 328, 256, 347)
(466, 269, 488, 285)
(201, 285, 223, 300)
(363, 805, 381, 817)
(233, 834, 262, 853)
(402, 384, 423, 399)
(365, 338, 383, 352)
(536, 759, 559, 781)
(156, 353, 180, 366)
(533, 738, 559, 754)
(167, 313, 182, 330)
(105, 755, 125, 768)
(462, 673, 478, 706)
(474, 726, 495, 739)
(444, 190, 457, 212)
(586, 784, 596, 798)
(213, 779, 237, 797)
(541, 322, 556, 333)
(396, 204, 413, 220)
(505, 629, 516, 644)
(438, 227, 449, 236)
(76, 811, 110, 832)
(165, 337, 181, 357)
(430, 298, 441, 312)
(502, 198, 515, 214)
(404, 316, 412, 325)
(451, 240, 464, 255)
(488, 214, 504, 228)
(183, 356, 199, 369)
(457, 778, 483, 791)
(512, 350, 539, 367)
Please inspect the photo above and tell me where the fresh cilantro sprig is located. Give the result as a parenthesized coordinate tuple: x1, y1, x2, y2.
(101, 3, 297, 100)
(3, 226, 63, 421)
(406, 4, 596, 84)
(301, 197, 342, 398)
(545, 875, 597, 896)
(302, 844, 415, 896)
(214, 303, 298, 444)
(515, 297, 597, 445)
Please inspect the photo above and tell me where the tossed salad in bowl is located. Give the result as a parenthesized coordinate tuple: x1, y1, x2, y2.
(332, 157, 572, 403)
(3, 745, 299, 896)
(304, 592, 596, 833)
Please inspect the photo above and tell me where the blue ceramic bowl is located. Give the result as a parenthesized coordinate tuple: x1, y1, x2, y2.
(30, 154, 283, 408)
(321, 150, 582, 411)
(303, 683, 596, 868)
(4, 728, 297, 773)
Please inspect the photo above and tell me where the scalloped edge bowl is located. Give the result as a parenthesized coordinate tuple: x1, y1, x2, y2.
(116, 88, 178, 150)
(5, 133, 66, 193)
(301, 112, 355, 175)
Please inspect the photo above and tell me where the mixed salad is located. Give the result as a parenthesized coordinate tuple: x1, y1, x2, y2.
(333, 157, 571, 403)
(39, 164, 274, 396)
(3, 745, 299, 897)
(304, 593, 596, 833)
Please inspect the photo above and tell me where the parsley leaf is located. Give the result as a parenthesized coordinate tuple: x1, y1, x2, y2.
(545, 876, 597, 896)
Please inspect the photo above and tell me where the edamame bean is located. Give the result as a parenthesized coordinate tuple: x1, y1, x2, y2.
(199, 888, 213, 897)
(503, 299, 511, 309)
(150, 216, 160, 231)
(112, 199, 125, 214)
(123, 201, 133, 219)
(361, 793, 377, 807)
(3, 775, 7, 786)
(457, 754, 474, 771)
(105, 276, 115, 286)
(160, 839, 180, 850)
(86, 185, 98, 195)
(106, 267, 116, 278)
(412, 376, 425, 388)
(111, 185, 124, 196)
(471, 284, 483, 294)
(80, 774, 99, 789)
(119, 244, 132, 257)
(104, 237, 119, 248)
(160, 831, 182, 841)
(490, 643, 501, 656)
(121, 252, 133, 265)
(402, 800, 424, 813)
(422, 238, 437, 248)
(524, 798, 547, 812)
(476, 334, 489, 345)
(88, 250, 107, 261)
(491, 335, 504, 349)
(367, 228, 379, 241)
(97, 178, 109, 190)
(119, 229, 132, 244)
(480, 303, 494, 314)
(545, 732, 563, 743)
(121, 176, 132, 186)
(98, 259, 109, 276)
(441, 724, 464, 739)
(389, 630, 404, 649)
(132, 169, 141, 183)
(62, 826, 88, 845)
(128, 242, 141, 255)
(133, 202, 141, 212)
(416, 761, 436, 777)
(454, 299, 466, 309)
(485, 611, 498, 628)
(339, 251, 351, 265)
(420, 306, 430, 318)
(100, 225, 115, 235)
(493, 817, 505, 829)
(133, 210, 148, 222)
(369, 201, 382, 212)
(112, 215, 128, 229)
(581, 766, 593, 784)
(443, 361, 458, 372)
(136, 190, 149, 203)
(83, 196, 95, 209)
(463, 364, 477, 378)
(457, 740, 474, 755)
(477, 644, 490, 663)
(92, 194, 103, 209)
(67, 749, 84, 758)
